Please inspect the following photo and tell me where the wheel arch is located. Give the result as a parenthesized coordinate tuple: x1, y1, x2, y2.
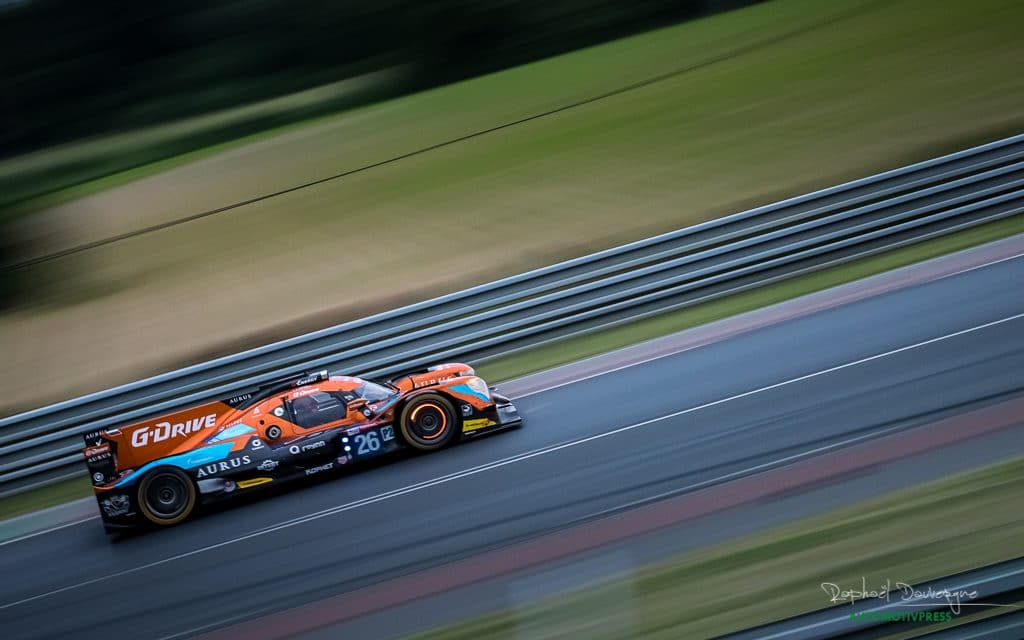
(135, 464, 199, 527)
(395, 390, 462, 450)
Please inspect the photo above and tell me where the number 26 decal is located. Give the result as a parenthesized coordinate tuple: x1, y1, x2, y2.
(355, 432, 381, 455)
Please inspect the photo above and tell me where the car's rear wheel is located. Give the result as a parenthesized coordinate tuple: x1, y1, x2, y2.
(398, 393, 459, 451)
(137, 467, 197, 527)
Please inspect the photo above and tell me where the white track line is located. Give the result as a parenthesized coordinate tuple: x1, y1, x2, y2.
(2, 310, 1022, 611)
(146, 413, 933, 640)
(6, 248, 1021, 547)
(0, 517, 97, 548)
(512, 250, 1024, 399)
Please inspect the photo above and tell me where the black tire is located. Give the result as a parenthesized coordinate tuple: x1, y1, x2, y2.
(398, 393, 459, 451)
(137, 467, 197, 527)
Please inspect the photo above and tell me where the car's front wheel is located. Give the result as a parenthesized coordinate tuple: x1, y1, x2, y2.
(137, 467, 197, 527)
(398, 393, 459, 451)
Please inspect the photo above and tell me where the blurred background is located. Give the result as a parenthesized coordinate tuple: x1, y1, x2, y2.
(0, 0, 754, 211)
(1, 0, 1023, 638)
(0, 0, 1021, 476)
(0, 0, 775, 398)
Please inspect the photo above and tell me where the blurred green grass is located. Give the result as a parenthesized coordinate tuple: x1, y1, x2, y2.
(0, 474, 92, 522)
(0, 70, 404, 214)
(411, 455, 1024, 640)
(3, 0, 1023, 421)
(0, 0, 855, 217)
(4, 0, 886, 224)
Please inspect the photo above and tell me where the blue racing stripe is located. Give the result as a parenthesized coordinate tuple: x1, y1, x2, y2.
(114, 442, 235, 488)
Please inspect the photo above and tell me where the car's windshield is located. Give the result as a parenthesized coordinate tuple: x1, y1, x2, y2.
(357, 381, 397, 403)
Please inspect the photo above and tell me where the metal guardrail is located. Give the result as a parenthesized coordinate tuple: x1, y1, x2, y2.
(2, 134, 1023, 496)
(717, 556, 1024, 639)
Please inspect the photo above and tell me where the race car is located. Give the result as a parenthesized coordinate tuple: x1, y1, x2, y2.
(81, 363, 521, 531)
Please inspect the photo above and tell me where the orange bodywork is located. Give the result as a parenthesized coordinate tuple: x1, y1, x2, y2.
(81, 362, 522, 532)
(88, 363, 500, 487)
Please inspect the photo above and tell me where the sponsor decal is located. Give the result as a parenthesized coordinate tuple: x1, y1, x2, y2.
(346, 427, 361, 436)
(83, 430, 104, 445)
(195, 454, 252, 478)
(291, 387, 321, 398)
(413, 376, 454, 389)
(289, 440, 327, 455)
(257, 459, 279, 471)
(84, 443, 110, 457)
(305, 462, 334, 476)
(462, 418, 496, 432)
(92, 472, 105, 483)
(101, 494, 131, 517)
(131, 413, 217, 448)
(273, 407, 285, 417)
(236, 477, 273, 489)
(294, 371, 327, 387)
(227, 392, 253, 405)
(251, 438, 264, 450)
(85, 446, 113, 464)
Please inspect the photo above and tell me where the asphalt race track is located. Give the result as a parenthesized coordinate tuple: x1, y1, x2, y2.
(2, 244, 1023, 640)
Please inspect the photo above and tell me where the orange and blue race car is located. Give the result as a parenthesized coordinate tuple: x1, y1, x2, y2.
(81, 363, 521, 531)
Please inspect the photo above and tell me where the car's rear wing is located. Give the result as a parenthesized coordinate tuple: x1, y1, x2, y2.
(80, 370, 331, 486)
(81, 400, 231, 485)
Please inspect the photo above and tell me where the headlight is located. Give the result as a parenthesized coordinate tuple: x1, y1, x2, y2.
(465, 377, 490, 399)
